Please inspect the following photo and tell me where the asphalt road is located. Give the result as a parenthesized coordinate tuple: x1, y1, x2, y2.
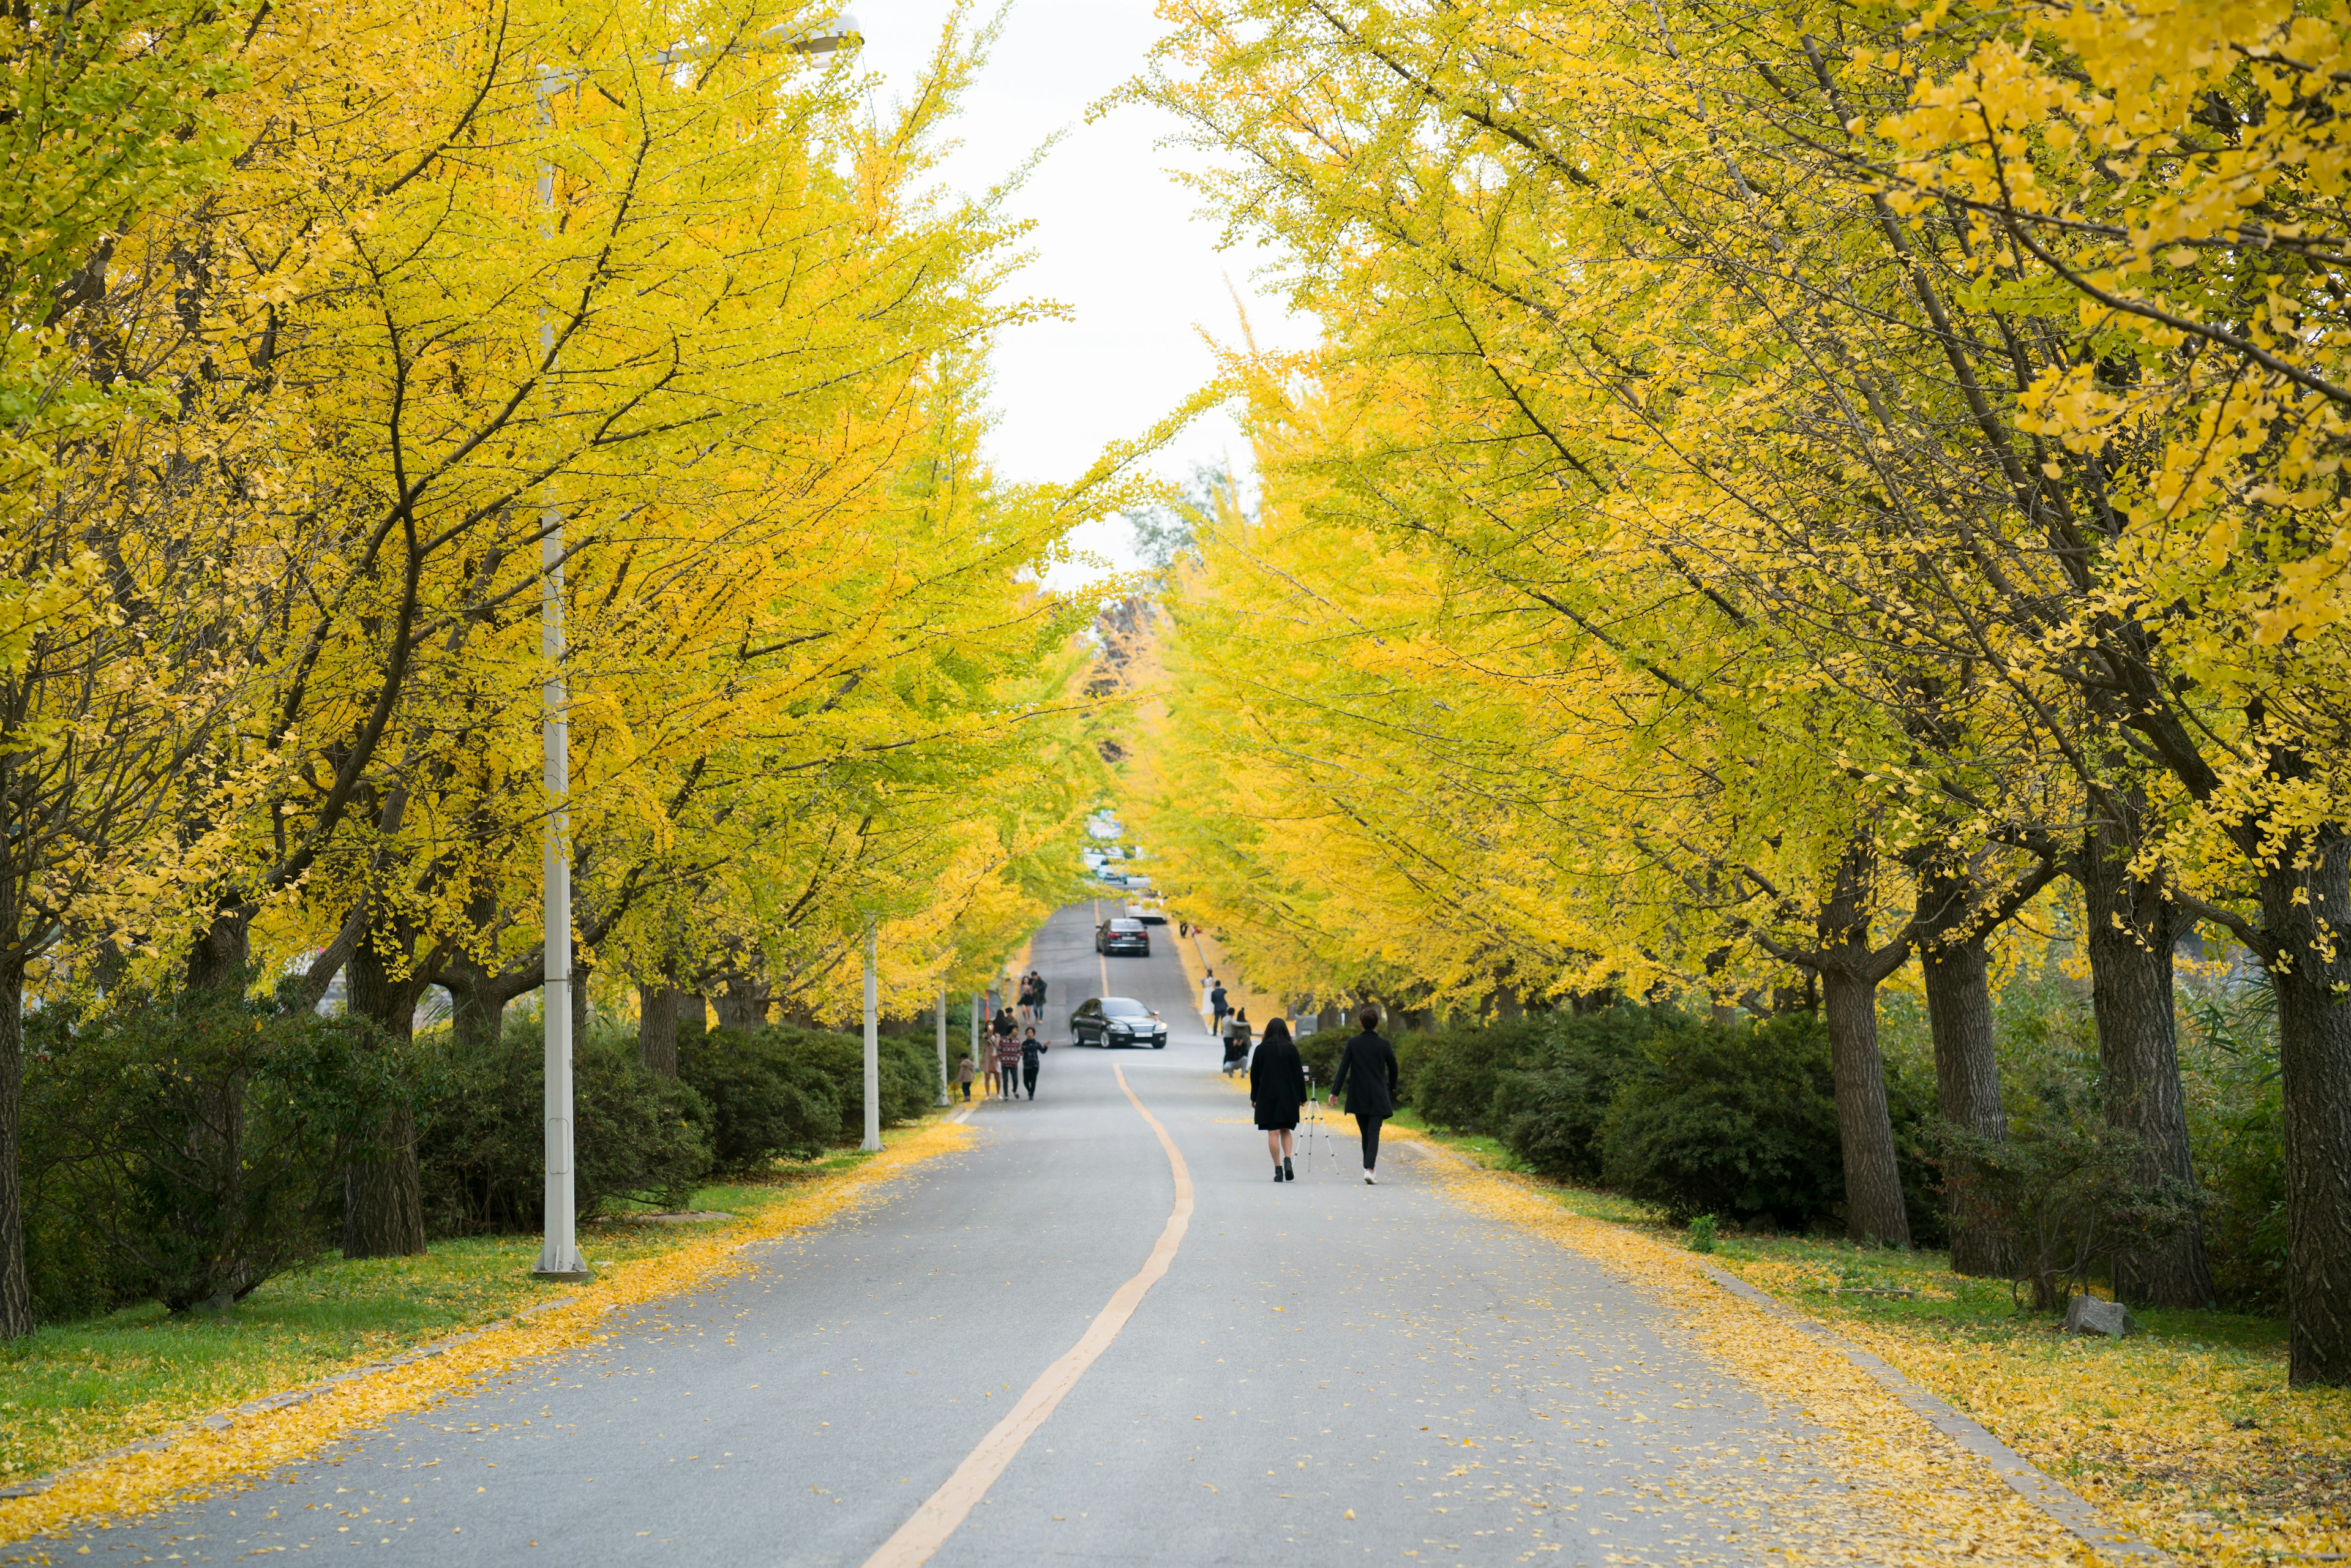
(18, 904, 1910, 1565)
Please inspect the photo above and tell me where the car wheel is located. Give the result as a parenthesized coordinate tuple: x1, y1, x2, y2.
(1153, 1041, 1166, 1049)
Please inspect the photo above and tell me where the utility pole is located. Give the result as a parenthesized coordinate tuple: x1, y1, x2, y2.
(934, 984, 951, 1107)
(532, 11, 863, 1284)
(862, 921, 882, 1152)
(533, 64, 586, 1283)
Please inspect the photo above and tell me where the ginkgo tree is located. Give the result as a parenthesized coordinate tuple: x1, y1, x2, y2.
(1127, 0, 2342, 1367)
(0, 0, 1139, 1328)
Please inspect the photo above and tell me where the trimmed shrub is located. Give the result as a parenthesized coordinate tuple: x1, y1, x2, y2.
(1495, 1008, 1657, 1180)
(1599, 1012, 1845, 1227)
(1297, 1026, 1345, 1093)
(21, 991, 404, 1318)
(1397, 1016, 1551, 1133)
(679, 1022, 940, 1174)
(416, 1016, 711, 1234)
(682, 1027, 844, 1168)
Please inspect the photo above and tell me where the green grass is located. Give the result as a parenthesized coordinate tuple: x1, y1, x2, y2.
(0, 1149, 890, 1487)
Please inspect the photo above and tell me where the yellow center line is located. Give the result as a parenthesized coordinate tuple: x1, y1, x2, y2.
(858, 1065, 1194, 1568)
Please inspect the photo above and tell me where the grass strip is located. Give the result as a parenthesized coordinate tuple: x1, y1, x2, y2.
(0, 1117, 972, 1544)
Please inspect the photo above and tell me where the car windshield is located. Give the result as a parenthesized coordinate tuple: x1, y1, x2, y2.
(1110, 919, 1144, 931)
(1103, 998, 1150, 1018)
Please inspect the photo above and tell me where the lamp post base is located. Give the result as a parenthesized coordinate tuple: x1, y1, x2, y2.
(530, 1266, 594, 1283)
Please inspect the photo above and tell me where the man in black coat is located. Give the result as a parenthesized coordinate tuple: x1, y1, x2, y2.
(1327, 1003, 1400, 1185)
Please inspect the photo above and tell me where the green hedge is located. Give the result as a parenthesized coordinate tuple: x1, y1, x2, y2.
(415, 1016, 712, 1234)
(20, 992, 407, 1320)
(680, 1023, 939, 1171)
(1391, 1004, 1938, 1237)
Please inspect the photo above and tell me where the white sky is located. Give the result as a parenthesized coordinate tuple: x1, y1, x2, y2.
(851, 1, 1313, 574)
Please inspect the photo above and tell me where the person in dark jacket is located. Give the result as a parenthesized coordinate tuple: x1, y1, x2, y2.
(1221, 1006, 1253, 1075)
(1327, 1003, 1400, 1184)
(1249, 1018, 1307, 1182)
(1020, 1027, 1048, 1100)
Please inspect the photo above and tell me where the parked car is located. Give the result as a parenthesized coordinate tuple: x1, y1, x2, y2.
(1095, 918, 1150, 956)
(1070, 996, 1168, 1048)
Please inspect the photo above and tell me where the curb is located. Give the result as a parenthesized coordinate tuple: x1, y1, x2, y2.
(0, 1292, 588, 1502)
(1394, 1140, 2173, 1566)
(1685, 1258, 2172, 1564)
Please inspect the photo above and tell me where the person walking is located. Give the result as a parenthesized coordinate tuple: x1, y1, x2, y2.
(1020, 1027, 1048, 1100)
(1250, 1017, 1307, 1182)
(1029, 971, 1048, 1028)
(1327, 1003, 1400, 1184)
(1210, 979, 1229, 1034)
(991, 1005, 1021, 1100)
(955, 1051, 975, 1103)
(1220, 1006, 1252, 1076)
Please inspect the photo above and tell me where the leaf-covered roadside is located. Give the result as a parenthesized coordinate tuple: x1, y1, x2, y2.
(1403, 1120, 2350, 1566)
(0, 1139, 915, 1499)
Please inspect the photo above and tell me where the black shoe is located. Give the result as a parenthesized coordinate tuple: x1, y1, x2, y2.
(1283, 1157, 1294, 1180)
(1273, 1168, 1284, 1183)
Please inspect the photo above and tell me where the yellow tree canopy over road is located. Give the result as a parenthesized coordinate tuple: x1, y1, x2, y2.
(1129, 0, 2351, 1383)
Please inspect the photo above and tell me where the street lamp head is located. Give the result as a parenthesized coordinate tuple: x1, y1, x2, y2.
(782, 9, 863, 52)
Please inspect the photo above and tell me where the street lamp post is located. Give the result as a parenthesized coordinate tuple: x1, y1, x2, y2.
(934, 984, 950, 1108)
(861, 921, 882, 1152)
(533, 11, 863, 1284)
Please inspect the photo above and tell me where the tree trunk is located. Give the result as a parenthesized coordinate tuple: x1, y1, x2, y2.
(446, 965, 507, 1052)
(187, 904, 251, 995)
(342, 920, 426, 1259)
(713, 977, 768, 1029)
(571, 955, 591, 1049)
(0, 953, 29, 1338)
(639, 986, 679, 1079)
(1809, 831, 1912, 1248)
(2079, 823, 2215, 1308)
(1919, 927, 2008, 1275)
(1821, 967, 1912, 1247)
(2267, 828, 2351, 1386)
(680, 992, 708, 1045)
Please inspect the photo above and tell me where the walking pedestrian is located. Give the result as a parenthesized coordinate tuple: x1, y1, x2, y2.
(990, 1005, 1021, 1100)
(1029, 970, 1048, 1028)
(1016, 972, 1038, 1026)
(1220, 1007, 1251, 1076)
(1250, 1018, 1306, 1182)
(1021, 1027, 1048, 1100)
(1210, 978, 1229, 1033)
(1327, 1003, 1400, 1185)
(955, 1051, 975, 1103)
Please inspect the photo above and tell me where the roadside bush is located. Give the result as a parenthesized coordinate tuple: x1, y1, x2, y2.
(1599, 1012, 1845, 1227)
(1297, 1026, 1344, 1091)
(20, 990, 404, 1318)
(1397, 1015, 1551, 1133)
(2180, 979, 2288, 1313)
(1947, 1077, 2199, 1310)
(680, 1022, 940, 1174)
(416, 1016, 711, 1234)
(1495, 1008, 1657, 1180)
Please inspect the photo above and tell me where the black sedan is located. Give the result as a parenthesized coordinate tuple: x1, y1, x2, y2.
(1070, 996, 1168, 1048)
(1095, 918, 1150, 956)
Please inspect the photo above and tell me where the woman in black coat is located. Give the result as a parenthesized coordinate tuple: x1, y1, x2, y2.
(1249, 1017, 1307, 1182)
(1327, 1003, 1400, 1185)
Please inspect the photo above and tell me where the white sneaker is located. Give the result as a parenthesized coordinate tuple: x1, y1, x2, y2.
(1363, 1171, 1376, 1185)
